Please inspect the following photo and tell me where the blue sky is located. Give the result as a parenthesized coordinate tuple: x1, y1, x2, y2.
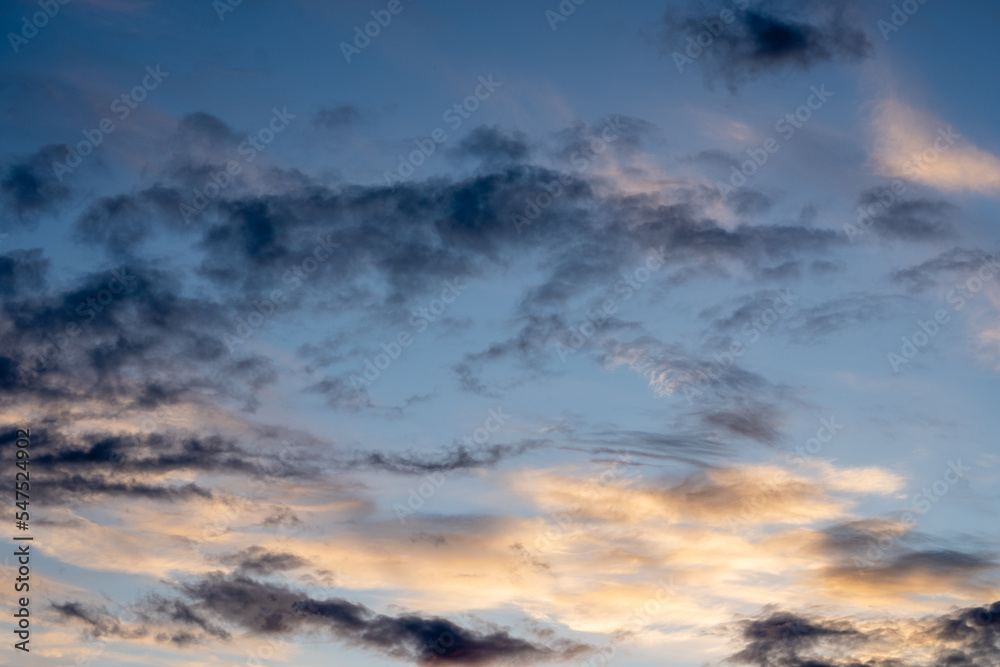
(1, 0, 999, 666)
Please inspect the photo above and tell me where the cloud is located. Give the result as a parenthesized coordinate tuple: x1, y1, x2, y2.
(0, 145, 72, 225)
(855, 188, 957, 241)
(306, 375, 377, 412)
(216, 546, 308, 575)
(10, 112, 846, 409)
(51, 601, 151, 640)
(0, 110, 986, 667)
(728, 611, 860, 667)
(891, 246, 1000, 293)
(550, 115, 658, 162)
(0, 419, 322, 510)
(0, 261, 287, 412)
(726, 601, 1000, 666)
(700, 397, 783, 444)
(658, 0, 871, 90)
(512, 461, 895, 528)
(821, 549, 996, 600)
(4, 11, 997, 667)
(783, 293, 903, 343)
(176, 112, 244, 149)
(451, 125, 532, 165)
(348, 440, 544, 474)
(56, 574, 594, 664)
(0, 248, 49, 297)
(73, 187, 182, 254)
(597, 336, 786, 414)
(699, 289, 797, 336)
(799, 519, 999, 604)
(34, 452, 980, 654)
(43, 476, 214, 502)
(28, 114, 843, 344)
(52, 596, 230, 647)
(872, 98, 1000, 195)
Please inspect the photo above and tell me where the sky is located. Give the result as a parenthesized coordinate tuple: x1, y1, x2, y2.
(1, 0, 999, 665)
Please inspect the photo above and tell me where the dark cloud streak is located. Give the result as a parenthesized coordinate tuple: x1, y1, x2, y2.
(55, 574, 593, 665)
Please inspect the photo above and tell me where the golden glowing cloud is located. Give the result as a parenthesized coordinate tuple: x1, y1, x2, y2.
(872, 98, 1000, 195)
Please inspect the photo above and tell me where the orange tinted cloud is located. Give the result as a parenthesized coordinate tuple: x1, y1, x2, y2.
(872, 98, 1000, 195)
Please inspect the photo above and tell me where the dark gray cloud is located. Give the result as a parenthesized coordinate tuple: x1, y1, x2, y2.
(73, 186, 183, 255)
(43, 477, 214, 502)
(0, 259, 287, 415)
(0, 421, 320, 506)
(306, 375, 377, 412)
(348, 439, 544, 474)
(0, 413, 542, 511)
(824, 545, 997, 587)
(728, 610, 860, 667)
(813, 521, 1000, 615)
(727, 601, 1000, 666)
(28, 431, 255, 473)
(891, 246, 1000, 293)
(452, 312, 631, 395)
(856, 189, 956, 242)
(699, 289, 797, 335)
(0, 248, 49, 297)
(52, 596, 229, 646)
(0, 144, 72, 224)
(690, 148, 742, 172)
(597, 334, 787, 404)
(931, 601, 1000, 667)
(863, 550, 994, 578)
(816, 518, 904, 556)
(453, 194, 843, 393)
(556, 420, 732, 468)
(51, 601, 149, 640)
(452, 125, 532, 164)
(659, 0, 872, 90)
(2, 116, 850, 434)
(551, 115, 657, 161)
(54, 115, 844, 330)
(262, 506, 302, 528)
(809, 259, 841, 275)
(291, 600, 572, 665)
(184, 574, 592, 664)
(700, 397, 783, 445)
(217, 546, 308, 575)
(783, 293, 904, 343)
(57, 574, 593, 664)
(756, 260, 800, 281)
(729, 188, 775, 217)
(176, 111, 245, 149)
(410, 531, 449, 547)
(138, 595, 232, 643)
